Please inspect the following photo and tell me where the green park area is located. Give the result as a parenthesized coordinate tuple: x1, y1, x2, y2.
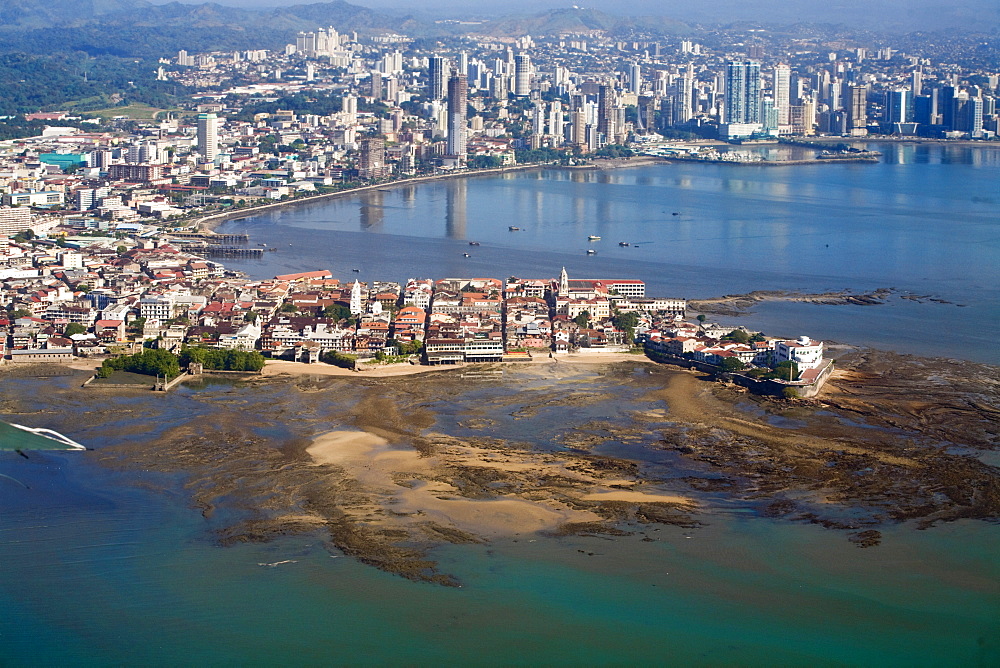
(83, 104, 176, 121)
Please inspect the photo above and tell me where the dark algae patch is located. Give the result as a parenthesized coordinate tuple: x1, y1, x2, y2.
(21, 352, 998, 585)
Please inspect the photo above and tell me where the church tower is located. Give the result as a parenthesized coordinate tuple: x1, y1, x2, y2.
(559, 267, 569, 296)
(350, 280, 362, 315)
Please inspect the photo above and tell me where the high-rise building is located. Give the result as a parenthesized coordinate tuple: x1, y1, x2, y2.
(914, 89, 939, 126)
(197, 113, 219, 164)
(359, 138, 386, 180)
(955, 93, 984, 136)
(548, 100, 564, 141)
(725, 60, 762, 124)
(636, 95, 656, 133)
(673, 63, 695, 126)
(884, 89, 912, 126)
(514, 54, 532, 97)
(446, 74, 468, 159)
(532, 103, 546, 137)
(597, 84, 617, 143)
(489, 72, 508, 100)
(773, 63, 791, 127)
(628, 62, 641, 95)
(848, 85, 868, 136)
(940, 86, 957, 130)
(0, 206, 32, 237)
(428, 56, 446, 101)
(342, 94, 357, 124)
(571, 108, 588, 149)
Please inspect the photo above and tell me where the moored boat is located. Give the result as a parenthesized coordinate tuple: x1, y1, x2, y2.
(0, 421, 86, 451)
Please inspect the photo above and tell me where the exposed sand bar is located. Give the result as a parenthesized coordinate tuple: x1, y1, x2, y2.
(580, 490, 697, 506)
(304, 428, 612, 537)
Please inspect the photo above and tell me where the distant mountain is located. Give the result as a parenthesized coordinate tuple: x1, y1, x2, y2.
(0, 0, 153, 27)
(482, 7, 687, 37)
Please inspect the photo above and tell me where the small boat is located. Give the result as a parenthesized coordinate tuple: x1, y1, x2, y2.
(672, 212, 680, 216)
(508, 226, 520, 231)
(462, 253, 471, 258)
(618, 241, 629, 247)
(468, 241, 480, 246)
(352, 268, 360, 272)
(588, 235, 601, 241)
(586, 249, 597, 255)
(0, 421, 86, 451)
(259, 243, 267, 247)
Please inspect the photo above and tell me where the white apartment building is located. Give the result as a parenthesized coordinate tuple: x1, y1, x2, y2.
(775, 336, 825, 370)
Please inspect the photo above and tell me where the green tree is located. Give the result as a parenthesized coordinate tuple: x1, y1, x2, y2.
(279, 302, 298, 313)
(322, 304, 352, 321)
(722, 329, 750, 344)
(9, 309, 31, 318)
(763, 361, 799, 381)
(720, 357, 746, 372)
(611, 311, 639, 343)
(696, 314, 707, 324)
(574, 311, 590, 328)
(103, 348, 180, 378)
(179, 346, 265, 371)
(321, 350, 357, 368)
(64, 323, 87, 336)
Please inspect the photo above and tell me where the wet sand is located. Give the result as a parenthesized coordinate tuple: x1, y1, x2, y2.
(69, 349, 999, 586)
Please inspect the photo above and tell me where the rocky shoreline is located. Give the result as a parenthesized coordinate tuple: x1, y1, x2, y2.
(63, 346, 998, 586)
(688, 288, 898, 316)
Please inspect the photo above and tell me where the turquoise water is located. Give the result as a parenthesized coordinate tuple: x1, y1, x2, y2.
(4, 144, 1000, 665)
(2, 370, 999, 666)
(219, 142, 1000, 363)
(3, 451, 998, 666)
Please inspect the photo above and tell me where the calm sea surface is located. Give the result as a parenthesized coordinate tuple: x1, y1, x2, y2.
(219, 142, 1000, 363)
(2, 144, 999, 666)
(2, 371, 999, 666)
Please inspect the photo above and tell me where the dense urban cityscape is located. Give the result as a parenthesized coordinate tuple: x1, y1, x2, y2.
(2, 2, 999, 664)
(1, 9, 995, 381)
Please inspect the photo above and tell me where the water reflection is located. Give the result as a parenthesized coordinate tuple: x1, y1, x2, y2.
(445, 179, 467, 239)
(360, 190, 384, 229)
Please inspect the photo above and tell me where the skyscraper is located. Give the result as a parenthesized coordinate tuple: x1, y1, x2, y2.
(628, 62, 641, 95)
(773, 63, 791, 127)
(446, 74, 468, 159)
(848, 85, 868, 136)
(197, 113, 219, 164)
(725, 60, 762, 124)
(359, 138, 386, 180)
(597, 84, 616, 143)
(428, 56, 446, 101)
(885, 89, 912, 125)
(513, 54, 531, 97)
(674, 63, 695, 126)
(548, 100, 564, 141)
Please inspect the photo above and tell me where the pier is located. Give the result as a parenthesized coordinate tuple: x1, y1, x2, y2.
(166, 232, 250, 244)
(179, 245, 265, 257)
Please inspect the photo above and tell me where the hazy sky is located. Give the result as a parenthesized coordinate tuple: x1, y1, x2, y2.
(147, 0, 1000, 30)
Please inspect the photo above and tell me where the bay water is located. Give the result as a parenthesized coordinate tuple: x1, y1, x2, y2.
(219, 142, 1000, 363)
(2, 143, 999, 666)
(2, 370, 999, 666)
